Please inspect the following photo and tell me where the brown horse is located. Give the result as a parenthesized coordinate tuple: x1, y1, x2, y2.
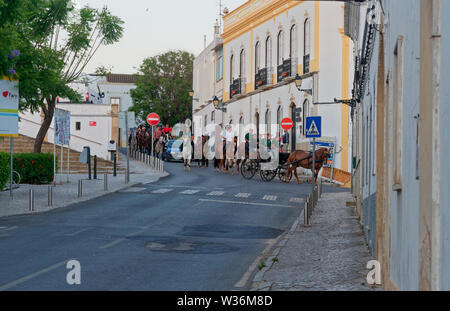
(286, 148, 331, 184)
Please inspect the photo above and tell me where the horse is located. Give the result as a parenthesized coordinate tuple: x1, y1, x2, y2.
(154, 134, 168, 159)
(285, 148, 331, 184)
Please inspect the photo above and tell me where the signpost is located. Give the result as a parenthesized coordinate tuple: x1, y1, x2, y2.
(0, 78, 19, 197)
(54, 108, 71, 185)
(281, 117, 294, 131)
(306, 116, 322, 210)
(147, 113, 160, 157)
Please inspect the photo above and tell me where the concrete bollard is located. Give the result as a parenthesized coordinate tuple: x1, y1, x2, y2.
(48, 185, 53, 207)
(78, 180, 83, 198)
(29, 189, 35, 212)
(104, 174, 108, 192)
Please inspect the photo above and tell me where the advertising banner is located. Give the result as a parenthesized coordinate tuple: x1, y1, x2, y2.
(54, 108, 71, 145)
(0, 77, 19, 137)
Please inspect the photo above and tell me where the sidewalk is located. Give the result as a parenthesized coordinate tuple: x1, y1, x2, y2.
(0, 156, 169, 218)
(252, 191, 375, 291)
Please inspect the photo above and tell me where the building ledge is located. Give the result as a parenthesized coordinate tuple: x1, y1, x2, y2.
(223, 71, 317, 106)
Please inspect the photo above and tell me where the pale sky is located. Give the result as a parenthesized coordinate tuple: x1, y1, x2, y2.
(76, 0, 245, 74)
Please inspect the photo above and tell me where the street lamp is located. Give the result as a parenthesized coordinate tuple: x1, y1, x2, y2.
(212, 96, 227, 112)
(294, 74, 313, 96)
(189, 90, 199, 102)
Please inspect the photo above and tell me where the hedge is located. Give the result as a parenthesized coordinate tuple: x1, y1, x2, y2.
(0, 152, 57, 189)
(13, 153, 56, 185)
(0, 152, 9, 191)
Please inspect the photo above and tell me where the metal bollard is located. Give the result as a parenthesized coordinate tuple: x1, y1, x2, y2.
(125, 169, 129, 184)
(78, 180, 83, 198)
(104, 174, 108, 191)
(94, 155, 97, 180)
(29, 189, 35, 212)
(48, 185, 53, 207)
(113, 153, 117, 177)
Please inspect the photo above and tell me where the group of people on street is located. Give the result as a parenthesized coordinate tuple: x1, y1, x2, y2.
(129, 120, 292, 174)
(129, 123, 173, 156)
(178, 123, 291, 175)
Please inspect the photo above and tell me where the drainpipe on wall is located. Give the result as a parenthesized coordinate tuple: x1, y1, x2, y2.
(431, 0, 441, 291)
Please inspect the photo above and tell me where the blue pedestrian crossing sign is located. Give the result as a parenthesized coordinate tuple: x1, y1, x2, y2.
(305, 116, 322, 138)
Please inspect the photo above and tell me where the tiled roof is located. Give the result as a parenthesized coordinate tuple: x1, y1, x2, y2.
(106, 74, 136, 84)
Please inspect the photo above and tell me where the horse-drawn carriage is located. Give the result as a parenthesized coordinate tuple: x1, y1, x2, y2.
(240, 152, 293, 183)
(240, 148, 331, 184)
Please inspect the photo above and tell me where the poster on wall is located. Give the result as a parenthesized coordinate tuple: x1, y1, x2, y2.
(54, 108, 71, 145)
(0, 77, 19, 137)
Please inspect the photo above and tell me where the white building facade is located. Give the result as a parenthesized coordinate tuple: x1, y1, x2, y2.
(193, 0, 354, 174)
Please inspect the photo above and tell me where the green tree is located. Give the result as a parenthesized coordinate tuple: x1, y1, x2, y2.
(130, 50, 195, 126)
(1, 0, 124, 153)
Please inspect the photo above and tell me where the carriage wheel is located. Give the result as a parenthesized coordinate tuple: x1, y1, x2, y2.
(241, 160, 256, 179)
(260, 169, 277, 182)
(278, 167, 293, 183)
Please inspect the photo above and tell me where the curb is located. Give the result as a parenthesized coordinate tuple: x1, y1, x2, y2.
(0, 170, 170, 219)
(250, 202, 305, 291)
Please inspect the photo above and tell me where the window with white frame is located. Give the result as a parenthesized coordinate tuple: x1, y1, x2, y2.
(230, 54, 234, 84)
(393, 36, 404, 190)
(255, 41, 260, 72)
(290, 24, 297, 59)
(240, 49, 245, 78)
(277, 30, 284, 66)
(304, 18, 311, 56)
(265, 36, 272, 68)
(216, 48, 223, 82)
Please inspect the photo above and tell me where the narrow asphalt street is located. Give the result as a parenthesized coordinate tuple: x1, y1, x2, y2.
(0, 161, 345, 291)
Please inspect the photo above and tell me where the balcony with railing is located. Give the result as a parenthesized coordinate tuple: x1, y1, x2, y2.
(277, 58, 292, 83)
(230, 77, 242, 99)
(255, 68, 267, 90)
(303, 54, 310, 74)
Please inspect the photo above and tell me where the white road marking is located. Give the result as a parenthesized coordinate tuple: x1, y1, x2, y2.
(263, 195, 277, 201)
(290, 197, 305, 203)
(100, 228, 147, 250)
(199, 199, 296, 208)
(121, 187, 146, 193)
(180, 190, 200, 195)
(152, 188, 173, 194)
(235, 193, 251, 198)
(206, 191, 224, 196)
(0, 260, 67, 291)
(64, 228, 90, 237)
(0, 226, 18, 232)
(155, 185, 207, 189)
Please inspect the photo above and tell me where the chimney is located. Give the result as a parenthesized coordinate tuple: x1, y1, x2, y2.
(214, 19, 220, 36)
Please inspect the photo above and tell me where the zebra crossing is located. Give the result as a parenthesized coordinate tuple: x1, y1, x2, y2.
(123, 186, 305, 204)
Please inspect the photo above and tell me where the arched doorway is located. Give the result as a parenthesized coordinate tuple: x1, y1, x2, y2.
(265, 109, 271, 138)
(255, 112, 260, 144)
(277, 106, 282, 141)
(239, 116, 244, 144)
(290, 103, 297, 152)
(302, 99, 309, 136)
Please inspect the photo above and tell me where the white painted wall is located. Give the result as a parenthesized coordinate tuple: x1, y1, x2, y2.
(19, 103, 114, 160)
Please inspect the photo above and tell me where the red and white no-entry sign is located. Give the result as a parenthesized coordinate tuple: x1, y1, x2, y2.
(281, 118, 294, 131)
(147, 113, 160, 126)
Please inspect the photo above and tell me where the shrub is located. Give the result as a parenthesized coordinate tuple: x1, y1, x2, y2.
(13, 153, 56, 185)
(0, 152, 10, 190)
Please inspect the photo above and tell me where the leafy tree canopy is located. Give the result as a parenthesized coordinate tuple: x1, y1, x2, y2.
(0, 0, 124, 152)
(130, 50, 195, 126)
